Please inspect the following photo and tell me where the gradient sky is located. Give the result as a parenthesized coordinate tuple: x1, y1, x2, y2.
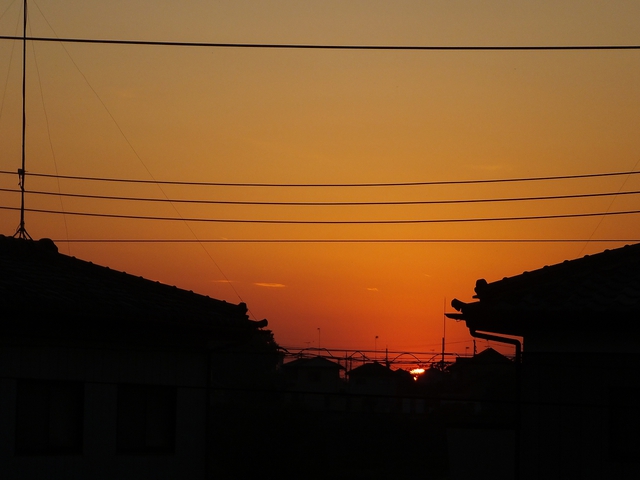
(2, 1, 640, 357)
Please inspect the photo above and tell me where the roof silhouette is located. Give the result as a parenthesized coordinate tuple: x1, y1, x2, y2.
(282, 356, 344, 370)
(0, 235, 266, 340)
(448, 243, 640, 335)
(452, 348, 512, 366)
(348, 361, 397, 378)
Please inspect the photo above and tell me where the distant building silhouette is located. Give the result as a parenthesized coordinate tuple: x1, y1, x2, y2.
(442, 347, 516, 425)
(281, 356, 345, 410)
(0, 235, 279, 480)
(448, 243, 640, 480)
(347, 361, 418, 413)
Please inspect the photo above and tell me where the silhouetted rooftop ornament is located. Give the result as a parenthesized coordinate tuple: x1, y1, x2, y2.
(447, 243, 640, 336)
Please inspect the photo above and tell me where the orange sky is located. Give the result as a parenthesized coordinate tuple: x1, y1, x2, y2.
(2, 1, 640, 357)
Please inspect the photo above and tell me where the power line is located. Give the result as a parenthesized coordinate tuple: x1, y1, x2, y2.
(2, 204, 640, 224)
(2, 186, 640, 206)
(2, 169, 640, 188)
(2, 35, 640, 51)
(49, 239, 640, 244)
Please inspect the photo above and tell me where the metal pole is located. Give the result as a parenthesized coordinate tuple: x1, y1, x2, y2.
(441, 297, 446, 367)
(15, 0, 30, 239)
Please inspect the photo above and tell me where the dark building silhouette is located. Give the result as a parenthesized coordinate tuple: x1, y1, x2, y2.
(271, 357, 447, 478)
(0, 235, 278, 479)
(442, 347, 516, 424)
(348, 361, 416, 413)
(448, 243, 640, 479)
(281, 356, 345, 410)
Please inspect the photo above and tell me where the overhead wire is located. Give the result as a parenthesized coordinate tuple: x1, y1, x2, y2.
(1, 186, 639, 206)
(1, 35, 640, 51)
(2, 168, 640, 187)
(30, 17, 70, 253)
(578, 157, 640, 255)
(0, 1, 18, 23)
(46, 239, 640, 244)
(0, 3, 21, 134)
(2, 205, 639, 224)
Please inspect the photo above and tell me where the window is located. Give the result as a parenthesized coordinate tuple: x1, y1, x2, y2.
(609, 387, 640, 462)
(117, 384, 176, 454)
(15, 379, 84, 455)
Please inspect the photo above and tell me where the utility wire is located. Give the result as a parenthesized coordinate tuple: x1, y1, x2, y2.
(578, 157, 640, 256)
(0, 6, 21, 124)
(2, 205, 640, 224)
(31, 26, 71, 253)
(2, 169, 640, 188)
(2, 187, 640, 206)
(48, 239, 640, 244)
(1, 35, 640, 50)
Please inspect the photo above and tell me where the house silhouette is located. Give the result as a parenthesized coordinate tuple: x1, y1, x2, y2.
(0, 235, 279, 479)
(448, 243, 640, 480)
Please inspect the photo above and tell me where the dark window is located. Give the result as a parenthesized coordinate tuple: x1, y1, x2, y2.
(16, 379, 84, 455)
(609, 387, 640, 462)
(117, 384, 176, 454)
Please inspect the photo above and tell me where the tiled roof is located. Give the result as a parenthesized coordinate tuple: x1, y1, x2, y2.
(448, 243, 640, 335)
(0, 235, 265, 336)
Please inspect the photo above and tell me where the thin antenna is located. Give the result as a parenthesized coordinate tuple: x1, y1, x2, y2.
(14, 0, 31, 240)
(374, 335, 378, 361)
(441, 297, 446, 368)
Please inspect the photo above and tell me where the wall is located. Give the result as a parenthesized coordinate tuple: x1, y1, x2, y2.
(0, 339, 209, 480)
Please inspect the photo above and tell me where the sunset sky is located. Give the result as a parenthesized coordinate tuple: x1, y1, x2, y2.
(1, 1, 640, 358)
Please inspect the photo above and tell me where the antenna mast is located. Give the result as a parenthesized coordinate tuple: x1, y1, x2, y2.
(441, 297, 446, 368)
(14, 0, 31, 240)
